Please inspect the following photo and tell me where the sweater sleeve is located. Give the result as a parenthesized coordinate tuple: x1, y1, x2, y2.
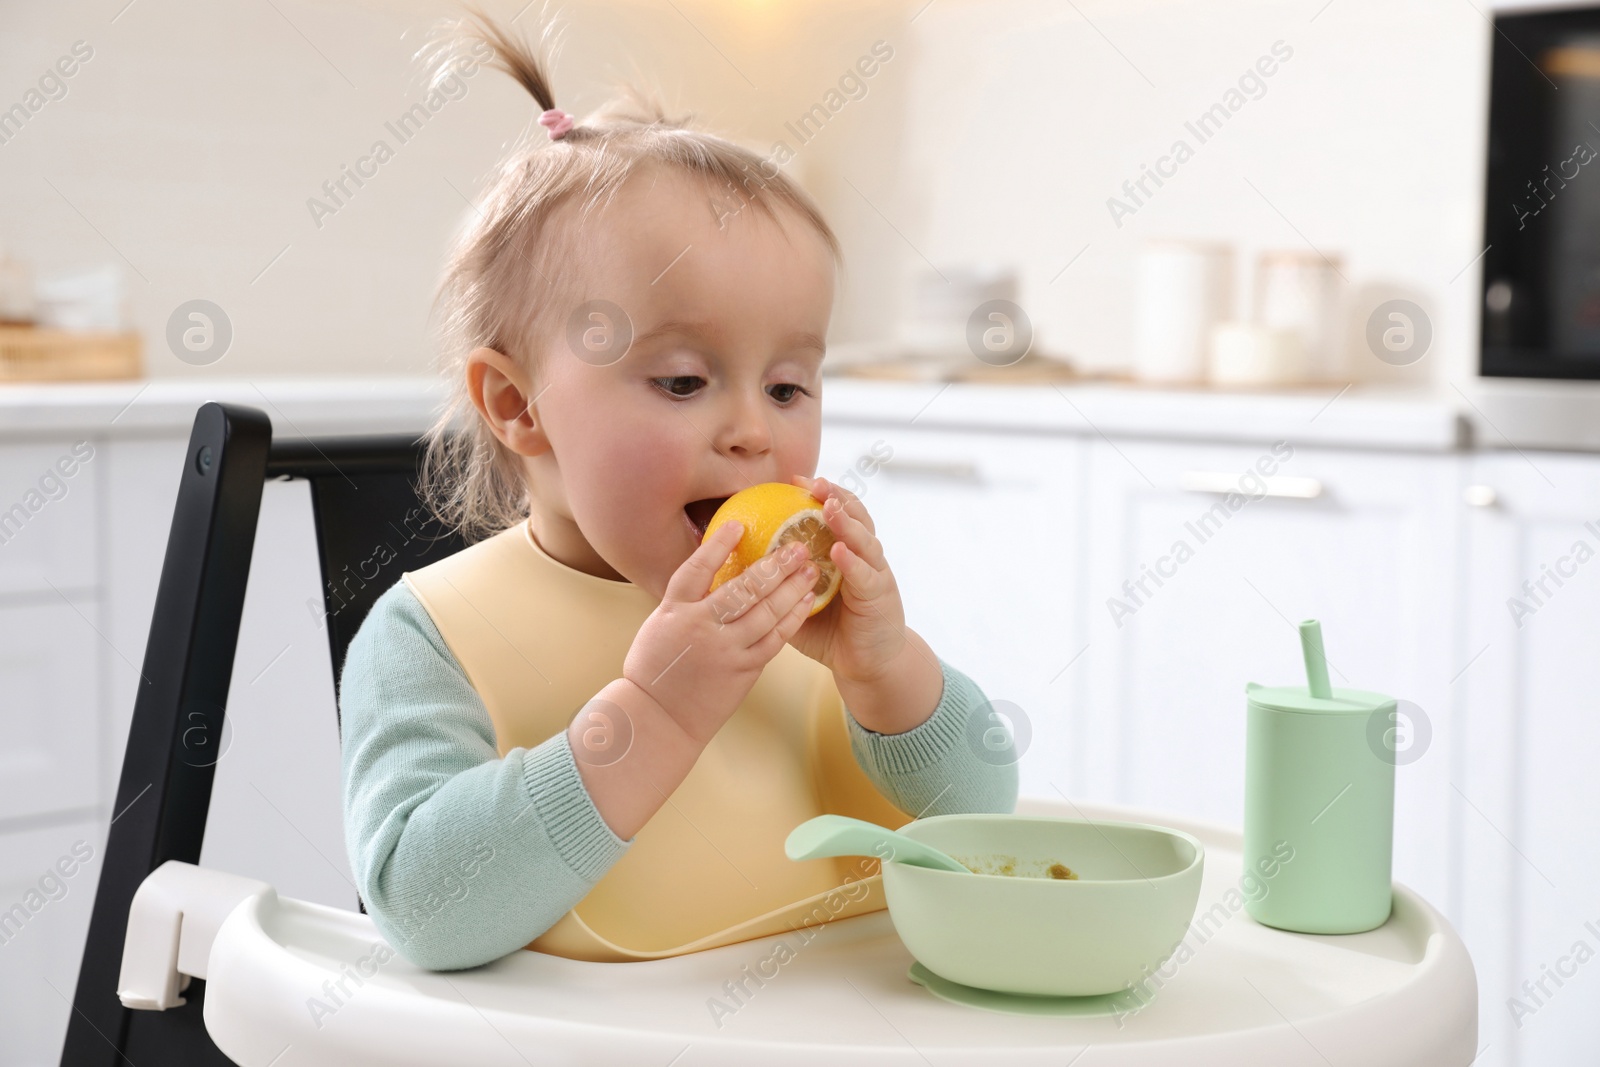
(338, 580, 630, 971)
(843, 657, 1020, 819)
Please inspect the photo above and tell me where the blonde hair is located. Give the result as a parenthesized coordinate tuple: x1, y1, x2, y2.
(418, 7, 841, 543)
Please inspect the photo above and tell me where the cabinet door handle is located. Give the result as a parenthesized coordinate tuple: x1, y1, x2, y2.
(882, 458, 983, 483)
(1463, 485, 1498, 508)
(1179, 471, 1324, 499)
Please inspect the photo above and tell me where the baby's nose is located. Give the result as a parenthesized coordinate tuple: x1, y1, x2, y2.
(714, 395, 775, 456)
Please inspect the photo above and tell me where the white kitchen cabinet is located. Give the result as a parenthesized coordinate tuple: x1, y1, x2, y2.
(1456, 452, 1600, 1067)
(0, 817, 104, 1067)
(0, 598, 103, 823)
(0, 440, 99, 598)
(816, 424, 1085, 802)
(196, 478, 354, 911)
(1077, 438, 1463, 916)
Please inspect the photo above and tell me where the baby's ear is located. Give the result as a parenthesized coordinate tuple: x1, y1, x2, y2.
(465, 346, 550, 457)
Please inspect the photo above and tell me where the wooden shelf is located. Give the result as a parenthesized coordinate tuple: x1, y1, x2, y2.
(0, 326, 142, 382)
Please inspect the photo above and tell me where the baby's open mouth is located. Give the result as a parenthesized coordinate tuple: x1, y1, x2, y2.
(684, 496, 732, 538)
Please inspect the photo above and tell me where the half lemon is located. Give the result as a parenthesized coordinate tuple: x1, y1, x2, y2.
(702, 482, 841, 616)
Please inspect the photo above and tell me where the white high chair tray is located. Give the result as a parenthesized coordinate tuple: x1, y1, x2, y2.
(200, 799, 1476, 1066)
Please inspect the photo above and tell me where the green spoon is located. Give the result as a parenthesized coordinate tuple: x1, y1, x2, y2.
(784, 814, 970, 873)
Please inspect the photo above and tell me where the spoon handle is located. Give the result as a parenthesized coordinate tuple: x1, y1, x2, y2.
(784, 814, 969, 873)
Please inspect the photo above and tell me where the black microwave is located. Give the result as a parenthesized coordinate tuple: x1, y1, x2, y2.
(1483, 4, 1600, 380)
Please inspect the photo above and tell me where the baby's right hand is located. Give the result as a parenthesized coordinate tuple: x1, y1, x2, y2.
(622, 522, 818, 748)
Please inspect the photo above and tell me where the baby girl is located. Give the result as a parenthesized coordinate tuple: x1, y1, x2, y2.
(339, 11, 1017, 971)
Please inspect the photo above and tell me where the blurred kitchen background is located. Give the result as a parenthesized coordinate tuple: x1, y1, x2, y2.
(0, 0, 1505, 386)
(3, 0, 1600, 1064)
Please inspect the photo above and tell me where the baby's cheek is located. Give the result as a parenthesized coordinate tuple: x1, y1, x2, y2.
(770, 410, 821, 480)
(608, 443, 688, 518)
(580, 430, 692, 549)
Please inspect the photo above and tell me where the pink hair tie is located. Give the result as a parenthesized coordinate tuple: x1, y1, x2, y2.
(539, 108, 574, 140)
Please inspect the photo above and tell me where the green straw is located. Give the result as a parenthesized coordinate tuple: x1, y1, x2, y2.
(1299, 619, 1332, 699)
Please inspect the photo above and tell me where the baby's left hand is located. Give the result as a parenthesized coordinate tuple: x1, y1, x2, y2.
(785, 474, 909, 683)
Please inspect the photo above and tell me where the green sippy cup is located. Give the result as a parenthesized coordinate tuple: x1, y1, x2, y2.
(1242, 619, 1396, 934)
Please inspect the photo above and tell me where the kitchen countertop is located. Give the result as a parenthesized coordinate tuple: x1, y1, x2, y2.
(0, 375, 1472, 451)
(0, 377, 449, 441)
(819, 378, 1467, 451)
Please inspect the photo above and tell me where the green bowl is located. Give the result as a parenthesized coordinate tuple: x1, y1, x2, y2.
(881, 813, 1205, 997)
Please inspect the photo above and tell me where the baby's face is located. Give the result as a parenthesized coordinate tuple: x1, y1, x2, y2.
(525, 168, 836, 600)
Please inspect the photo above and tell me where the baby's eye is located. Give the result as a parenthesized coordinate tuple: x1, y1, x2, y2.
(768, 383, 814, 404)
(653, 375, 704, 398)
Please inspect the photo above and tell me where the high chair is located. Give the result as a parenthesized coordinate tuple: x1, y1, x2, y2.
(60, 403, 1480, 1066)
(60, 402, 465, 1066)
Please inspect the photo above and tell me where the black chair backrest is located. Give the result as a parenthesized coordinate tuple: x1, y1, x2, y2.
(61, 402, 466, 1067)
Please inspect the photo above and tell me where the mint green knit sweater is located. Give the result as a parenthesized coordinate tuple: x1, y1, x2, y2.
(338, 580, 1017, 971)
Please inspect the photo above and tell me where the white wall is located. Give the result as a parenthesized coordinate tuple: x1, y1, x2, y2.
(855, 0, 1491, 382)
(0, 0, 1492, 385)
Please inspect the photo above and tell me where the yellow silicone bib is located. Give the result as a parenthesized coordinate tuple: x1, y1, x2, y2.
(402, 521, 912, 961)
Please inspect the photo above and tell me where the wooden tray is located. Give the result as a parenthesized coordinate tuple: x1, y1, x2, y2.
(0, 326, 143, 382)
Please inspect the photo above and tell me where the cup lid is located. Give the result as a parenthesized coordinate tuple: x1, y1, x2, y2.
(1246, 681, 1396, 715)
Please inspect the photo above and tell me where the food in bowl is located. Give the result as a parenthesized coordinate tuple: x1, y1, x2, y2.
(956, 855, 1079, 880)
